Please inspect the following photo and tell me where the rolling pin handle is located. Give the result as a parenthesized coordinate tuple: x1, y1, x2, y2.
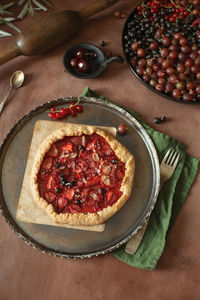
(79, 0, 119, 19)
(0, 44, 21, 66)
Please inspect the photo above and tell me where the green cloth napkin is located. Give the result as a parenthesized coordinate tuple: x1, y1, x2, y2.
(81, 87, 199, 271)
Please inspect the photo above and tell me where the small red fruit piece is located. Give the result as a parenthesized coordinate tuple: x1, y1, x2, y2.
(77, 59, 89, 72)
(64, 189, 75, 201)
(86, 176, 100, 186)
(106, 191, 113, 203)
(42, 157, 53, 169)
(70, 106, 77, 117)
(63, 107, 71, 115)
(116, 169, 124, 180)
(62, 143, 73, 152)
(51, 107, 56, 112)
(196, 85, 200, 93)
(48, 144, 58, 157)
(70, 58, 78, 68)
(76, 105, 83, 113)
(162, 36, 171, 46)
(137, 48, 146, 57)
(117, 124, 127, 135)
(55, 112, 64, 119)
(58, 197, 67, 209)
(75, 48, 85, 59)
(48, 112, 56, 119)
(174, 32, 183, 40)
(46, 175, 56, 190)
(60, 108, 67, 115)
(86, 138, 97, 150)
(179, 37, 188, 46)
(45, 192, 56, 203)
(169, 16, 175, 23)
(131, 42, 139, 51)
(68, 203, 82, 213)
(114, 10, 122, 18)
(81, 205, 97, 213)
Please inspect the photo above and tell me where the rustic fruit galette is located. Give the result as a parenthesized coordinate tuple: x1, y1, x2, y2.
(31, 124, 135, 226)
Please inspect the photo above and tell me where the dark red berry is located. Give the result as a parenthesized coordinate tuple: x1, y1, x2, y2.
(70, 106, 77, 117)
(63, 107, 71, 115)
(55, 112, 64, 119)
(155, 83, 165, 92)
(77, 59, 89, 72)
(137, 5, 142, 11)
(162, 36, 171, 46)
(117, 124, 127, 135)
(174, 33, 183, 40)
(48, 112, 56, 119)
(60, 108, 67, 115)
(172, 89, 181, 99)
(114, 10, 122, 18)
(70, 58, 78, 68)
(137, 48, 146, 57)
(75, 48, 85, 59)
(131, 42, 139, 51)
(76, 105, 83, 113)
(149, 41, 159, 50)
(179, 37, 188, 45)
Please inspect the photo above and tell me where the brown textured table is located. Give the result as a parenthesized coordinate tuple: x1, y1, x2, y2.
(0, 1, 200, 299)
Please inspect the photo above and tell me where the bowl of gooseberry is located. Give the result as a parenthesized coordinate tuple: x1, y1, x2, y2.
(63, 43, 124, 79)
(122, 0, 200, 104)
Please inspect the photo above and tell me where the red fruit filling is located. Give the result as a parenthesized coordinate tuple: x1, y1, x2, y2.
(37, 133, 125, 214)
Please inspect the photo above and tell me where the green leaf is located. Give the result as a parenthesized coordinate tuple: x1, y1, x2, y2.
(2, 2, 14, 10)
(32, 0, 47, 11)
(17, 2, 29, 19)
(18, 0, 26, 6)
(0, 29, 12, 37)
(7, 22, 21, 33)
(3, 17, 16, 22)
(42, 0, 52, 7)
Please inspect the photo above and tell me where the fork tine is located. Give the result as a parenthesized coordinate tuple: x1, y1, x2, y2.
(162, 149, 171, 163)
(172, 153, 180, 168)
(166, 150, 175, 164)
(169, 151, 178, 166)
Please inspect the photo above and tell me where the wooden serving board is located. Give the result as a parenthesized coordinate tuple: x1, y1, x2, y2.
(16, 120, 117, 232)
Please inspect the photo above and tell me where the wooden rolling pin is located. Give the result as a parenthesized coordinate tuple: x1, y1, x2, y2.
(0, 0, 119, 65)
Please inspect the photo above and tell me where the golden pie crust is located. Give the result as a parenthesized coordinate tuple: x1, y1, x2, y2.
(31, 124, 135, 226)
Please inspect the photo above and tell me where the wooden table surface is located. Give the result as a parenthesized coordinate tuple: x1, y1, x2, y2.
(0, 1, 200, 299)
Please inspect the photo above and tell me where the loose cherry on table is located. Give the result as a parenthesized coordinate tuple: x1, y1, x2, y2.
(48, 98, 83, 120)
(117, 124, 128, 135)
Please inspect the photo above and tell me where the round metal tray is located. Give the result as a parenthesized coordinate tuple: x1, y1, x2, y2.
(122, 7, 200, 105)
(0, 97, 160, 258)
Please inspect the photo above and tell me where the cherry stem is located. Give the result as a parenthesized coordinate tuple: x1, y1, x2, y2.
(50, 97, 81, 113)
(170, 0, 177, 8)
(70, 96, 81, 107)
(84, 52, 97, 57)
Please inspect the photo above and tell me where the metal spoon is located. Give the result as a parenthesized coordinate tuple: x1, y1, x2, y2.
(0, 70, 25, 115)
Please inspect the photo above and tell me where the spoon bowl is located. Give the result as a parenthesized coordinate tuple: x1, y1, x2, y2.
(0, 70, 25, 115)
(10, 70, 25, 88)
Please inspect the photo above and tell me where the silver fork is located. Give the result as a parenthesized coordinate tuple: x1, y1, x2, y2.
(125, 149, 180, 255)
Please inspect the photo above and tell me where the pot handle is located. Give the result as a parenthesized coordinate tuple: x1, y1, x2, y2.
(102, 55, 124, 66)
